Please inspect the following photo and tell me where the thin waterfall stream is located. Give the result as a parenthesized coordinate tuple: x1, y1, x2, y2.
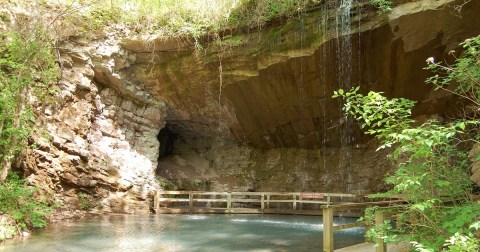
(336, 0, 356, 192)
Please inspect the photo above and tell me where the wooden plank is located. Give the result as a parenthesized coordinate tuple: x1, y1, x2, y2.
(231, 199, 261, 203)
(155, 208, 191, 214)
(192, 192, 229, 196)
(157, 191, 192, 195)
(323, 193, 359, 198)
(231, 192, 265, 196)
(297, 200, 329, 204)
(194, 199, 228, 203)
(320, 200, 405, 210)
(323, 207, 334, 252)
(301, 192, 324, 199)
(264, 192, 299, 196)
(265, 199, 297, 203)
(230, 208, 263, 214)
(157, 198, 190, 202)
(153, 190, 406, 222)
(156, 191, 363, 198)
(333, 221, 365, 232)
(191, 208, 229, 214)
(263, 209, 297, 215)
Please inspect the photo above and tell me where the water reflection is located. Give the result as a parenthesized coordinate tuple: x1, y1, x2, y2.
(0, 214, 364, 252)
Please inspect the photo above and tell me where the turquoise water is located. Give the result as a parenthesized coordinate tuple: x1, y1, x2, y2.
(0, 214, 365, 251)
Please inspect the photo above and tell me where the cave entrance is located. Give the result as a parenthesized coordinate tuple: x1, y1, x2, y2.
(157, 124, 177, 158)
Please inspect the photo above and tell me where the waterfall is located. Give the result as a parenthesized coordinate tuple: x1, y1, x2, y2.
(336, 0, 354, 94)
(336, 0, 355, 192)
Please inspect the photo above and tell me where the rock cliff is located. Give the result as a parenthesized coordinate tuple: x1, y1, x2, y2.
(5, 0, 480, 212)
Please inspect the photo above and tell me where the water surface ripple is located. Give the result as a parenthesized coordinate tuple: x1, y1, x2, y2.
(0, 214, 365, 252)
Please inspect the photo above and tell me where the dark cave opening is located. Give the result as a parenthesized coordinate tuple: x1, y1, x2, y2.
(157, 124, 177, 158)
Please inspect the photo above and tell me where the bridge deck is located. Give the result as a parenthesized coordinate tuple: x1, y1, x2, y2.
(153, 190, 405, 252)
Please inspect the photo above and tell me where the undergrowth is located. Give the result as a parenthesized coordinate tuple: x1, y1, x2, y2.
(54, 0, 392, 42)
(334, 36, 480, 251)
(0, 173, 54, 231)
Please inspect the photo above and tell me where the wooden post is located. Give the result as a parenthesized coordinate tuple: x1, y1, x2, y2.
(189, 192, 193, 213)
(375, 211, 386, 252)
(261, 193, 265, 212)
(365, 221, 371, 243)
(266, 195, 270, 209)
(293, 194, 297, 213)
(299, 194, 303, 210)
(227, 192, 232, 213)
(323, 207, 334, 252)
(153, 190, 159, 213)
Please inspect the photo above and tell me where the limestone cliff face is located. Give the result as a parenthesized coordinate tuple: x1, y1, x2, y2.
(11, 0, 480, 212)
(21, 37, 167, 213)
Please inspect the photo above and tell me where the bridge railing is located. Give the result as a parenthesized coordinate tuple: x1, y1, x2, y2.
(153, 190, 404, 252)
(153, 190, 369, 214)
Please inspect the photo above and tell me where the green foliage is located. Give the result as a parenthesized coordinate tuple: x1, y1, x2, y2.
(157, 177, 176, 191)
(332, 87, 415, 145)
(369, 0, 392, 13)
(335, 87, 477, 249)
(333, 36, 480, 250)
(425, 36, 480, 107)
(0, 173, 54, 229)
(77, 192, 97, 211)
(228, 0, 312, 28)
(63, 0, 320, 42)
(0, 27, 58, 181)
(443, 232, 480, 252)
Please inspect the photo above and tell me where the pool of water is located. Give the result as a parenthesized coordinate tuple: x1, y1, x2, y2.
(0, 214, 365, 252)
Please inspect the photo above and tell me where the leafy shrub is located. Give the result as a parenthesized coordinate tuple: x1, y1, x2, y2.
(0, 23, 58, 182)
(369, 0, 392, 13)
(333, 36, 480, 250)
(0, 173, 54, 229)
(77, 192, 98, 211)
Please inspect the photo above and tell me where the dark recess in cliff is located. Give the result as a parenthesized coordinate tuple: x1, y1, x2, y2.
(157, 125, 177, 158)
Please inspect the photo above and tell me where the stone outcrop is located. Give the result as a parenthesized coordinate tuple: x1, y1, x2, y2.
(20, 35, 167, 213)
(3, 0, 480, 213)
(139, 0, 480, 192)
(158, 139, 391, 194)
(469, 143, 480, 187)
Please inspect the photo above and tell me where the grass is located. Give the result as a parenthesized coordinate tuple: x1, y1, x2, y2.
(52, 0, 322, 38)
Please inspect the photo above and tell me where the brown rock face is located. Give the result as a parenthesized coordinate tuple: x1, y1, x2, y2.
(469, 143, 480, 187)
(12, 0, 480, 212)
(133, 0, 480, 193)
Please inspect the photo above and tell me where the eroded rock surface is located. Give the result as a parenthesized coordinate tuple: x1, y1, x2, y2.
(4, 0, 480, 213)
(469, 143, 480, 187)
(21, 36, 167, 213)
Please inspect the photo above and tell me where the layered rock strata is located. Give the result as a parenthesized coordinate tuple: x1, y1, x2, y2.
(5, 0, 479, 212)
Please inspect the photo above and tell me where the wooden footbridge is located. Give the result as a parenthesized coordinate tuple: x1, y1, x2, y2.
(153, 191, 404, 252)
